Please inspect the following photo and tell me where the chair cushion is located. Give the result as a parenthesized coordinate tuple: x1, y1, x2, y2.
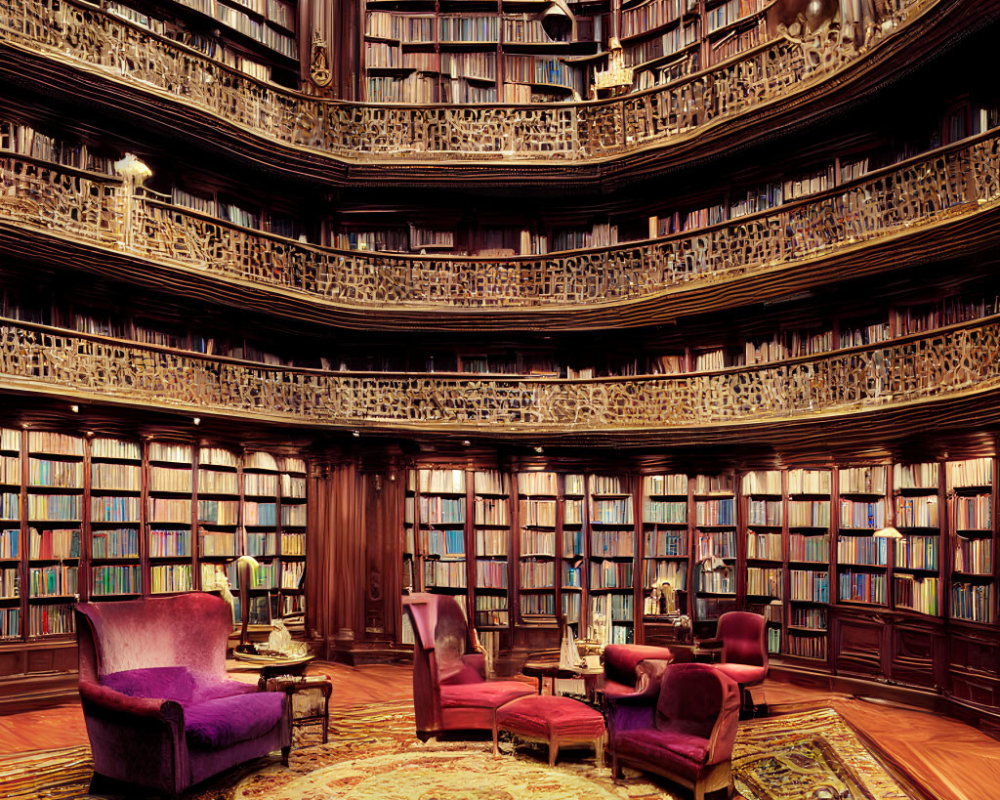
(440, 680, 534, 710)
(497, 695, 605, 740)
(101, 666, 196, 703)
(613, 727, 709, 780)
(185, 691, 285, 749)
(715, 663, 766, 686)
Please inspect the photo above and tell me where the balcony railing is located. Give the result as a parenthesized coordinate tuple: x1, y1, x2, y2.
(2, 128, 998, 317)
(0, 0, 931, 162)
(0, 314, 996, 433)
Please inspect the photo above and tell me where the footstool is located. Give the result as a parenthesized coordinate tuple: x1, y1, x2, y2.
(493, 694, 606, 767)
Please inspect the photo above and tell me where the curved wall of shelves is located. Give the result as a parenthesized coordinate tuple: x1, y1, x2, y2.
(2, 315, 1000, 443)
(2, 128, 1000, 330)
(0, 0, 979, 187)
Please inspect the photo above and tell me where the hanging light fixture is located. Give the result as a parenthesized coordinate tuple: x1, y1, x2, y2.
(874, 493, 902, 538)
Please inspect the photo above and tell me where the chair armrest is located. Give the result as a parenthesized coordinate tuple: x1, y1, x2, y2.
(79, 680, 183, 724)
(605, 691, 657, 742)
(693, 637, 722, 651)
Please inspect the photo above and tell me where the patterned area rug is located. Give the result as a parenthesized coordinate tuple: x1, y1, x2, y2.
(0, 703, 911, 800)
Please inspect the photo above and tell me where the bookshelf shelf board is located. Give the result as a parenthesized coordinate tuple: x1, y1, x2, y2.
(746, 523, 783, 529)
(788, 559, 830, 567)
(91, 488, 142, 495)
(92, 591, 141, 598)
(149, 555, 193, 560)
(425, 584, 467, 591)
(838, 528, 882, 534)
(697, 591, 736, 597)
(693, 492, 734, 499)
(646, 493, 689, 500)
(789, 598, 828, 604)
(643, 554, 689, 560)
(949, 485, 993, 493)
(780, 652, 828, 662)
(28, 594, 77, 601)
(746, 557, 783, 564)
(837, 563, 888, 569)
(474, 523, 510, 530)
(786, 625, 828, 634)
(90, 556, 140, 563)
(952, 571, 993, 579)
(27, 486, 84, 493)
(592, 492, 632, 499)
(954, 528, 993, 535)
(91, 520, 142, 526)
(893, 566, 940, 574)
(896, 526, 940, 532)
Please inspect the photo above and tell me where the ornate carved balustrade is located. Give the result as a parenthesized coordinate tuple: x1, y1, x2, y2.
(0, 0, 930, 162)
(2, 130, 998, 316)
(0, 316, 997, 434)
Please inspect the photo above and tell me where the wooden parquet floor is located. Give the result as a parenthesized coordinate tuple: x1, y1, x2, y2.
(2, 663, 999, 800)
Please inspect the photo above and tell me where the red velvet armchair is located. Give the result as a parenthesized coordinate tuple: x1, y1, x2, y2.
(76, 593, 292, 798)
(602, 643, 675, 700)
(607, 662, 740, 800)
(710, 611, 768, 718)
(403, 592, 534, 741)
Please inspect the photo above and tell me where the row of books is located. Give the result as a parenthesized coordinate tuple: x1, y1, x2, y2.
(591, 530, 636, 557)
(419, 496, 465, 524)
(837, 535, 889, 567)
(894, 574, 939, 615)
(697, 530, 736, 559)
(28, 459, 82, 488)
(520, 559, 555, 588)
(696, 498, 735, 525)
(474, 498, 509, 526)
(748, 500, 783, 526)
(746, 532, 782, 560)
(27, 496, 82, 521)
(838, 571, 886, 605)
(643, 528, 687, 556)
(785, 632, 826, 659)
(91, 497, 142, 523)
(790, 570, 829, 602)
(476, 560, 507, 589)
(150, 466, 194, 493)
(591, 499, 633, 525)
(198, 469, 240, 495)
(420, 528, 466, 557)
(475, 529, 507, 556)
(894, 496, 940, 527)
(92, 463, 142, 491)
(91, 564, 142, 595)
(790, 606, 827, 630)
(591, 560, 634, 588)
(839, 500, 886, 530)
(621, 0, 695, 41)
(29, 565, 78, 596)
(895, 535, 938, 570)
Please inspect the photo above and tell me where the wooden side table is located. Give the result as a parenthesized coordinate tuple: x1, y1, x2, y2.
(266, 676, 333, 744)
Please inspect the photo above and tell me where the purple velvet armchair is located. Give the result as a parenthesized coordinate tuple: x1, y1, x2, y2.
(403, 592, 534, 741)
(607, 662, 740, 800)
(602, 643, 675, 700)
(76, 593, 292, 798)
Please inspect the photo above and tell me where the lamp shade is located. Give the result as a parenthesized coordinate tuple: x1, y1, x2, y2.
(873, 526, 903, 539)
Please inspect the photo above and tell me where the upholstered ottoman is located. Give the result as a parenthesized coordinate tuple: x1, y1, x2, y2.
(493, 694, 606, 767)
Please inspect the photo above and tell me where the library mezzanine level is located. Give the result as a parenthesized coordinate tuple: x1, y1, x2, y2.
(4, 0, 1000, 751)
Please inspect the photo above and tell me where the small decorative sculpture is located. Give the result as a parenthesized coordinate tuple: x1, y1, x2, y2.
(265, 620, 308, 659)
(644, 586, 661, 616)
(559, 624, 585, 670)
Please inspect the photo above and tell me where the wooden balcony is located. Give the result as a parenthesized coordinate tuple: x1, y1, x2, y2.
(2, 127, 999, 330)
(0, 0, 986, 188)
(1, 314, 999, 448)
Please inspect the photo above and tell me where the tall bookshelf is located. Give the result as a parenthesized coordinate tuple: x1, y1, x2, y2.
(26, 432, 83, 639)
(587, 473, 636, 645)
(741, 469, 783, 654)
(640, 472, 689, 608)
(836, 466, 889, 609)
(560, 473, 585, 636)
(242, 451, 281, 624)
(948, 457, 995, 625)
(89, 437, 143, 599)
(472, 469, 511, 659)
(279, 457, 307, 620)
(416, 468, 468, 608)
(692, 472, 736, 632)
(0, 430, 20, 641)
(148, 442, 195, 594)
(197, 447, 241, 612)
(515, 470, 558, 623)
(784, 468, 831, 663)
(892, 462, 942, 617)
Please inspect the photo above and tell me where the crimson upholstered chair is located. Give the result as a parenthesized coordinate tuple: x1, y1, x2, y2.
(602, 643, 675, 700)
(403, 592, 534, 741)
(607, 662, 740, 800)
(76, 593, 292, 798)
(711, 611, 768, 718)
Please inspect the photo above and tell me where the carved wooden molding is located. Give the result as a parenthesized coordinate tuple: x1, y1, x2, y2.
(0, 0, 931, 164)
(0, 315, 997, 437)
(1, 131, 997, 325)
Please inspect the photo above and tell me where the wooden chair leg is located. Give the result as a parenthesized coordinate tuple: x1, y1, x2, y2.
(594, 737, 604, 769)
(548, 740, 558, 767)
(281, 745, 290, 766)
(492, 719, 500, 756)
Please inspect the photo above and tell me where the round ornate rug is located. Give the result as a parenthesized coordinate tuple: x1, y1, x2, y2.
(236, 749, 628, 800)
